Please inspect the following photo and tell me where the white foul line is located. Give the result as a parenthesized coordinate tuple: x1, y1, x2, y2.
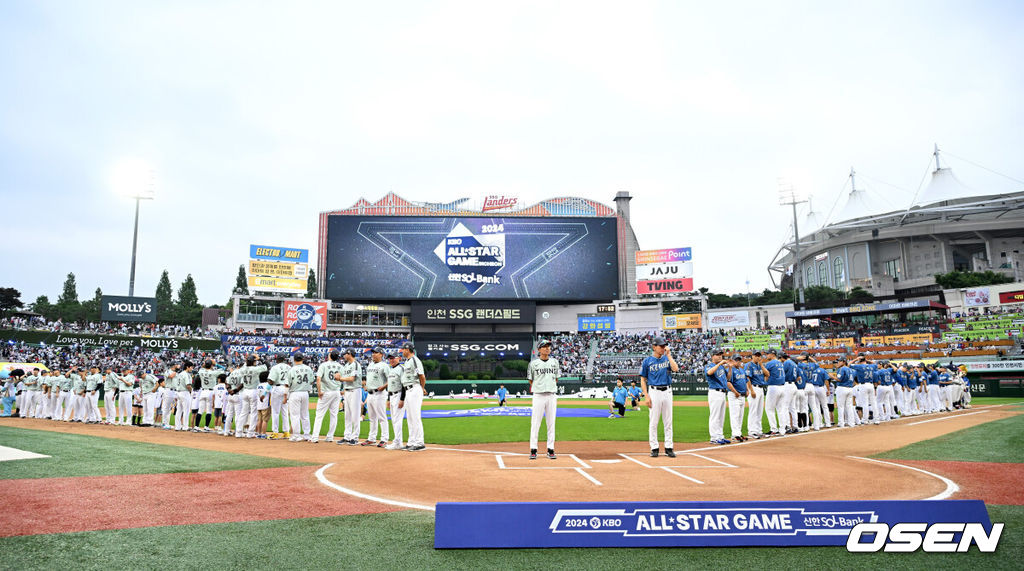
(575, 467, 603, 486)
(315, 463, 435, 512)
(428, 446, 527, 456)
(847, 456, 959, 500)
(686, 452, 737, 468)
(570, 454, 592, 469)
(907, 410, 988, 426)
(661, 467, 705, 484)
(618, 453, 653, 468)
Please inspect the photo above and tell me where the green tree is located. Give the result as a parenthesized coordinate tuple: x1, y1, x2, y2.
(56, 272, 81, 321)
(30, 295, 56, 320)
(81, 287, 103, 321)
(306, 268, 318, 298)
(177, 274, 199, 308)
(439, 364, 453, 380)
(155, 270, 175, 324)
(0, 287, 23, 315)
(934, 270, 1014, 289)
(848, 286, 873, 302)
(235, 264, 249, 295)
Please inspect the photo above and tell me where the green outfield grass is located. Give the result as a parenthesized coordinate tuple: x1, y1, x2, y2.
(0, 426, 309, 480)
(2, 505, 1019, 570)
(875, 412, 1024, 463)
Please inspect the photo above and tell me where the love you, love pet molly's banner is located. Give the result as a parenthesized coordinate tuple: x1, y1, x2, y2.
(434, 500, 996, 549)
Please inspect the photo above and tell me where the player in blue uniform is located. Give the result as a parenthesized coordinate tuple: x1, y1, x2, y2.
(726, 355, 751, 442)
(496, 385, 508, 407)
(704, 351, 730, 445)
(744, 353, 769, 439)
(810, 364, 833, 429)
(640, 337, 678, 457)
(873, 361, 896, 421)
(850, 357, 879, 425)
(833, 358, 857, 428)
(779, 354, 800, 434)
(762, 350, 789, 436)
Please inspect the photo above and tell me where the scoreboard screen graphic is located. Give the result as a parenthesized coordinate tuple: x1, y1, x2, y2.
(324, 216, 619, 301)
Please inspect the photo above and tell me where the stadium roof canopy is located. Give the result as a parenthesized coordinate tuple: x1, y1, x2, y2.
(320, 192, 615, 217)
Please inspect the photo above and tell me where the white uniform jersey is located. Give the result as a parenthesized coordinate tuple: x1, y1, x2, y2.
(214, 384, 228, 408)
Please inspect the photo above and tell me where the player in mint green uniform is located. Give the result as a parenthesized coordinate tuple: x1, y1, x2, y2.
(103, 368, 120, 424)
(337, 351, 363, 445)
(312, 352, 344, 443)
(195, 360, 218, 432)
(363, 348, 390, 446)
(527, 339, 560, 460)
(285, 354, 314, 442)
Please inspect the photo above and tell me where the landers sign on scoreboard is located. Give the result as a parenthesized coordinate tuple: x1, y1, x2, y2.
(411, 301, 535, 324)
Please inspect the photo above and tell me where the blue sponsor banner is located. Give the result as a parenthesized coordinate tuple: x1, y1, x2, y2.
(434, 500, 991, 548)
(249, 244, 309, 264)
(422, 407, 609, 419)
(578, 316, 615, 331)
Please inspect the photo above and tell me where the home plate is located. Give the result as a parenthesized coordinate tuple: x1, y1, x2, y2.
(0, 445, 50, 462)
(592, 459, 622, 464)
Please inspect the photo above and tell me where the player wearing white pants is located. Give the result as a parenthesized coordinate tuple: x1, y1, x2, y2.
(284, 355, 314, 441)
(385, 354, 406, 449)
(270, 384, 290, 434)
(268, 356, 292, 435)
(528, 340, 561, 458)
(236, 356, 267, 438)
(726, 355, 752, 441)
(790, 385, 808, 432)
(363, 349, 390, 446)
(311, 352, 345, 444)
(856, 382, 879, 424)
(399, 345, 427, 451)
(340, 352, 365, 444)
(743, 353, 769, 438)
(834, 360, 857, 428)
(140, 372, 159, 425)
(641, 337, 678, 456)
(704, 352, 730, 443)
(104, 373, 119, 424)
(85, 368, 104, 423)
(174, 363, 194, 431)
(195, 360, 219, 432)
(118, 371, 135, 425)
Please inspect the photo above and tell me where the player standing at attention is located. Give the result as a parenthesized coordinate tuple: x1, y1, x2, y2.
(726, 355, 751, 442)
(223, 366, 243, 436)
(496, 385, 508, 407)
(609, 378, 628, 418)
(268, 355, 291, 438)
(118, 368, 135, 426)
(336, 350, 364, 446)
(285, 354, 314, 442)
(53, 369, 71, 422)
(640, 336, 678, 458)
(173, 362, 194, 432)
(85, 366, 103, 423)
(527, 339, 560, 460)
(239, 356, 267, 438)
(362, 348, 390, 447)
(103, 367, 119, 425)
(744, 353, 769, 439)
(385, 354, 406, 450)
(195, 360, 218, 432)
(761, 350, 787, 436)
(833, 358, 857, 428)
(140, 369, 158, 426)
(213, 373, 228, 433)
(311, 351, 344, 444)
(703, 351, 730, 445)
(779, 354, 800, 434)
(398, 343, 427, 451)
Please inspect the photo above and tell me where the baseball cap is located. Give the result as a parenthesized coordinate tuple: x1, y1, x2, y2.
(403, 342, 415, 351)
(343, 349, 356, 357)
(387, 353, 399, 360)
(767, 349, 778, 355)
(652, 336, 667, 346)
(537, 339, 553, 348)
(371, 347, 383, 354)
(731, 354, 743, 361)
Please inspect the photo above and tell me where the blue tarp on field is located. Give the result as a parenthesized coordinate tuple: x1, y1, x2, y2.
(421, 406, 610, 419)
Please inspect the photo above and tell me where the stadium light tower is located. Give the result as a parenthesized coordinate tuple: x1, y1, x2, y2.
(778, 180, 806, 305)
(112, 159, 155, 297)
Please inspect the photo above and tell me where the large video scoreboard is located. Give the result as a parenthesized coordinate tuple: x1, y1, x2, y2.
(323, 216, 619, 301)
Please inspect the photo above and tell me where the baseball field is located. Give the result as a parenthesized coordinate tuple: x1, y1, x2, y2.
(1, 396, 1021, 569)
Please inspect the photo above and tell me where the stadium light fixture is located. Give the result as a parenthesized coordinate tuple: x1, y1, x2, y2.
(111, 158, 155, 297)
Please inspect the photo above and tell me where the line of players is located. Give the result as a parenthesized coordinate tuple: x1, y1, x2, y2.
(704, 349, 972, 444)
(3, 343, 432, 451)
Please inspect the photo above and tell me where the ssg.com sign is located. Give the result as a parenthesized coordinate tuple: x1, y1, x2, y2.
(101, 296, 157, 323)
(425, 342, 523, 352)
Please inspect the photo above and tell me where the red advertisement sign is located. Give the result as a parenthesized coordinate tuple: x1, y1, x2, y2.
(636, 278, 694, 295)
(282, 301, 328, 330)
(999, 290, 1024, 304)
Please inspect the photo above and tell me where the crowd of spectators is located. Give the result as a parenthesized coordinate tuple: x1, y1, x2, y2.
(592, 331, 719, 377)
(549, 332, 596, 376)
(2, 317, 216, 339)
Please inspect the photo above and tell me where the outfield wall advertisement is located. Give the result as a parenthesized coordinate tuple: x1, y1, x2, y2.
(324, 216, 619, 300)
(282, 301, 328, 330)
(0, 329, 221, 351)
(100, 295, 157, 323)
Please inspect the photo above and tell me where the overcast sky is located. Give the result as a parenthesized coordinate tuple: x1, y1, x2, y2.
(2, 0, 1022, 306)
